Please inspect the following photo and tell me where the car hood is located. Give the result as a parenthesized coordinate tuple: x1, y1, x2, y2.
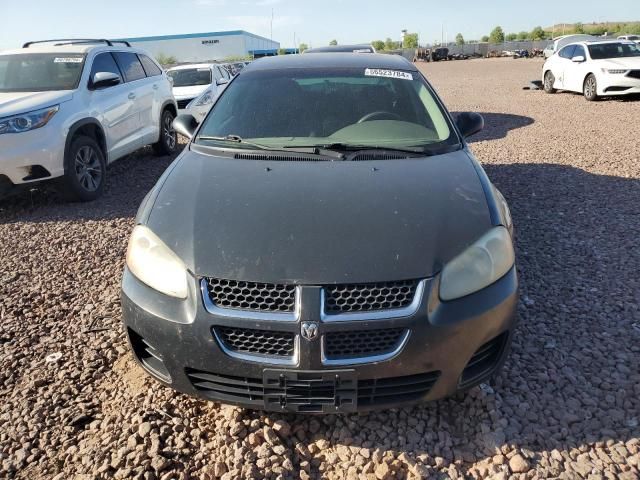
(594, 57, 640, 69)
(0, 90, 73, 117)
(172, 85, 209, 100)
(145, 148, 492, 284)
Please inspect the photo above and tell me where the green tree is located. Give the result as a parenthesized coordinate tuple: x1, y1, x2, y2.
(403, 33, 419, 48)
(384, 37, 396, 50)
(277, 48, 287, 55)
(481, 35, 489, 42)
(155, 53, 177, 66)
(372, 40, 385, 51)
(530, 26, 546, 40)
(298, 43, 308, 53)
(574, 22, 584, 34)
(488, 26, 505, 44)
(506, 33, 517, 41)
(455, 33, 465, 45)
(517, 31, 529, 41)
(329, 39, 338, 46)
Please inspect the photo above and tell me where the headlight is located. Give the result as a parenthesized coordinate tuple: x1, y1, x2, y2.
(602, 69, 627, 74)
(0, 105, 59, 135)
(194, 90, 214, 107)
(439, 226, 515, 301)
(126, 225, 188, 299)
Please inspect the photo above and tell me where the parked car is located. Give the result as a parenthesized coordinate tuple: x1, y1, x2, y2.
(542, 40, 640, 101)
(183, 81, 229, 123)
(431, 47, 449, 61)
(618, 35, 640, 44)
(167, 63, 230, 112)
(0, 39, 177, 201)
(304, 44, 376, 54)
(543, 34, 597, 58)
(122, 53, 518, 413)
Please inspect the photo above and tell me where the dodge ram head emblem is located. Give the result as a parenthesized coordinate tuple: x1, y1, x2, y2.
(301, 322, 319, 341)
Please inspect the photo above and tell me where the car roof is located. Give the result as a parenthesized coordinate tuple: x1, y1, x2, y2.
(305, 44, 374, 53)
(167, 63, 215, 70)
(0, 44, 147, 56)
(243, 53, 417, 72)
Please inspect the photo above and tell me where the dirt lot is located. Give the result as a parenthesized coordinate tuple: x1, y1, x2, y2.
(1, 58, 639, 480)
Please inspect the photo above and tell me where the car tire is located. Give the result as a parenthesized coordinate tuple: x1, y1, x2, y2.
(583, 74, 599, 101)
(152, 109, 177, 156)
(58, 135, 106, 202)
(543, 71, 556, 93)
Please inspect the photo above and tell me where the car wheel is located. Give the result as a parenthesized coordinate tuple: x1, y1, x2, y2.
(59, 135, 106, 202)
(543, 71, 556, 93)
(153, 109, 177, 156)
(583, 74, 599, 101)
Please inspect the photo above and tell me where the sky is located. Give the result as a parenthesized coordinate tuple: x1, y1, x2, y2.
(0, 0, 637, 50)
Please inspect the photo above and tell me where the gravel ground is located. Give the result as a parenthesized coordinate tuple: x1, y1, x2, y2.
(1, 58, 639, 480)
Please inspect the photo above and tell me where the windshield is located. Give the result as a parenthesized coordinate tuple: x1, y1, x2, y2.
(167, 68, 212, 87)
(588, 42, 640, 59)
(196, 67, 456, 151)
(0, 53, 85, 92)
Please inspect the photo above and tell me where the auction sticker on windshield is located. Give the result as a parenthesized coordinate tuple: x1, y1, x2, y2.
(54, 57, 83, 63)
(365, 68, 413, 80)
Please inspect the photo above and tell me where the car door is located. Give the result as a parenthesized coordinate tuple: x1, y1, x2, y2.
(113, 52, 153, 149)
(87, 52, 140, 162)
(556, 45, 576, 89)
(138, 53, 166, 145)
(563, 45, 590, 92)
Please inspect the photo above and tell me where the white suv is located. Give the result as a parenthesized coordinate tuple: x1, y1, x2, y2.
(0, 39, 177, 201)
(166, 63, 231, 113)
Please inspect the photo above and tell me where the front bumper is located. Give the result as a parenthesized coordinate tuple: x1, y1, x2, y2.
(0, 121, 66, 185)
(598, 73, 640, 95)
(121, 267, 518, 413)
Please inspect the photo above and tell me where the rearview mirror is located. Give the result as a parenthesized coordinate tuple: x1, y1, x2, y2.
(91, 71, 121, 89)
(455, 112, 484, 139)
(216, 78, 229, 86)
(173, 114, 199, 140)
(571, 55, 585, 62)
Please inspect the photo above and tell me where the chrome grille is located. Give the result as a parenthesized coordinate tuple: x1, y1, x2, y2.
(324, 280, 419, 313)
(214, 326, 295, 357)
(325, 328, 407, 359)
(205, 278, 296, 313)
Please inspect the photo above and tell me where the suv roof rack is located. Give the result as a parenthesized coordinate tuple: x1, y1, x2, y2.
(23, 39, 131, 48)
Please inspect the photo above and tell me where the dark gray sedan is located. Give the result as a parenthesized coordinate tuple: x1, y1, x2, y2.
(121, 53, 518, 413)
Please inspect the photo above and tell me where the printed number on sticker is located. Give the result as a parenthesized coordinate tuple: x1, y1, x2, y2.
(54, 57, 84, 63)
(365, 69, 413, 81)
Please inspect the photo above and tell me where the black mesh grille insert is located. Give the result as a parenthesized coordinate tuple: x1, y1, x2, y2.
(460, 332, 508, 387)
(325, 328, 407, 359)
(214, 326, 295, 357)
(358, 371, 440, 406)
(206, 278, 296, 312)
(324, 280, 418, 313)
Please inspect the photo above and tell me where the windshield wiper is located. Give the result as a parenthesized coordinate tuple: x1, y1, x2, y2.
(197, 135, 345, 160)
(290, 143, 428, 155)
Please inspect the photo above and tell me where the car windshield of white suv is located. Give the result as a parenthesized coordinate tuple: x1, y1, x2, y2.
(588, 42, 640, 59)
(0, 53, 85, 92)
(167, 68, 212, 87)
(196, 67, 456, 153)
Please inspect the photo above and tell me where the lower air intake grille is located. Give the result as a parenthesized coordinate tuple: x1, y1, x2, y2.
(186, 369, 265, 406)
(324, 280, 418, 313)
(214, 326, 295, 357)
(324, 328, 407, 359)
(626, 70, 640, 79)
(460, 332, 508, 387)
(358, 371, 441, 407)
(127, 328, 171, 381)
(205, 278, 296, 313)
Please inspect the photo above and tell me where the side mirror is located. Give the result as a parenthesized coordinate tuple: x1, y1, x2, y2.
(173, 114, 198, 140)
(456, 112, 484, 139)
(91, 71, 121, 90)
(571, 55, 585, 63)
(216, 78, 229, 86)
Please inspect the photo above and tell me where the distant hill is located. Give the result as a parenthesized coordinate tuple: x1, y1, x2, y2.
(544, 21, 640, 37)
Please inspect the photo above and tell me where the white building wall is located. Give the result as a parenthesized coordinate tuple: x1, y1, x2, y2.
(121, 31, 279, 63)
